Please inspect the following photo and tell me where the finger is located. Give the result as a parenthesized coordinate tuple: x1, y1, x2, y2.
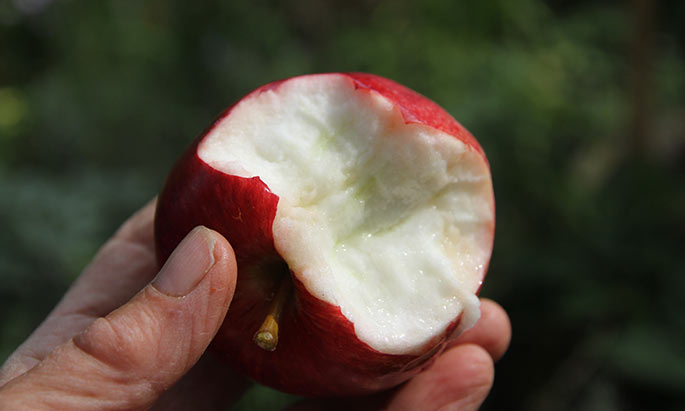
(289, 344, 496, 411)
(0, 200, 159, 384)
(0, 226, 238, 410)
(57, 198, 160, 318)
(449, 299, 512, 362)
(386, 344, 494, 411)
(112, 197, 158, 250)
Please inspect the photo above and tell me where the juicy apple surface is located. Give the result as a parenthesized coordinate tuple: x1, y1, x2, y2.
(154, 73, 495, 396)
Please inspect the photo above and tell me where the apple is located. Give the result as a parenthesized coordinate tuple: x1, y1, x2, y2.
(154, 73, 495, 397)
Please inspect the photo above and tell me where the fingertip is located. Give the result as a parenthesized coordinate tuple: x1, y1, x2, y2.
(452, 299, 511, 362)
(483, 299, 512, 361)
(436, 344, 494, 411)
(205, 229, 236, 272)
(387, 343, 494, 411)
(203, 228, 238, 298)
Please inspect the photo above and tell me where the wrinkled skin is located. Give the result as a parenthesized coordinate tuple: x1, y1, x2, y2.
(0, 200, 511, 410)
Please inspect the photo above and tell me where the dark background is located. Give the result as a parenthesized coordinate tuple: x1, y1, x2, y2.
(1, 0, 684, 409)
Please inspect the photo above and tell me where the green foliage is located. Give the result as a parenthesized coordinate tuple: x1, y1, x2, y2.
(1, 0, 684, 409)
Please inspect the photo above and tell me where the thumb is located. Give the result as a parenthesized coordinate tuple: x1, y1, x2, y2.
(0, 226, 237, 411)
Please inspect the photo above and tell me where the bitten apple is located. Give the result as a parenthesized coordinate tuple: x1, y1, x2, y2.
(154, 73, 495, 397)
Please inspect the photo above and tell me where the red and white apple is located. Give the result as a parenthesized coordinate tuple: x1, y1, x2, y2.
(154, 73, 495, 397)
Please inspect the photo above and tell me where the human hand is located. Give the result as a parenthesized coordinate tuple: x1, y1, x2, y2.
(0, 200, 511, 410)
(0, 200, 247, 410)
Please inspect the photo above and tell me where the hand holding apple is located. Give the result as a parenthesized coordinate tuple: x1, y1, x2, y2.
(155, 73, 496, 396)
(0, 71, 503, 410)
(0, 199, 510, 410)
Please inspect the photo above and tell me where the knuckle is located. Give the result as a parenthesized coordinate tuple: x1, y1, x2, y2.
(73, 313, 160, 374)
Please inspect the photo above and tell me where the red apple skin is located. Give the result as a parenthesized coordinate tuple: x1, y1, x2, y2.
(154, 73, 493, 397)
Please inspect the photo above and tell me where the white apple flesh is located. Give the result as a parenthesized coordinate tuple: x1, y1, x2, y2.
(154, 73, 495, 396)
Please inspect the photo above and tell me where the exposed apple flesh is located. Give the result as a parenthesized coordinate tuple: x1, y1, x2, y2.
(154, 73, 495, 397)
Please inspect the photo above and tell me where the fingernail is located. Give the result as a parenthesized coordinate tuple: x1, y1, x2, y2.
(153, 226, 216, 296)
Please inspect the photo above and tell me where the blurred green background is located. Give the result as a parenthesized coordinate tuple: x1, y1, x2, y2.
(1, 0, 684, 409)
